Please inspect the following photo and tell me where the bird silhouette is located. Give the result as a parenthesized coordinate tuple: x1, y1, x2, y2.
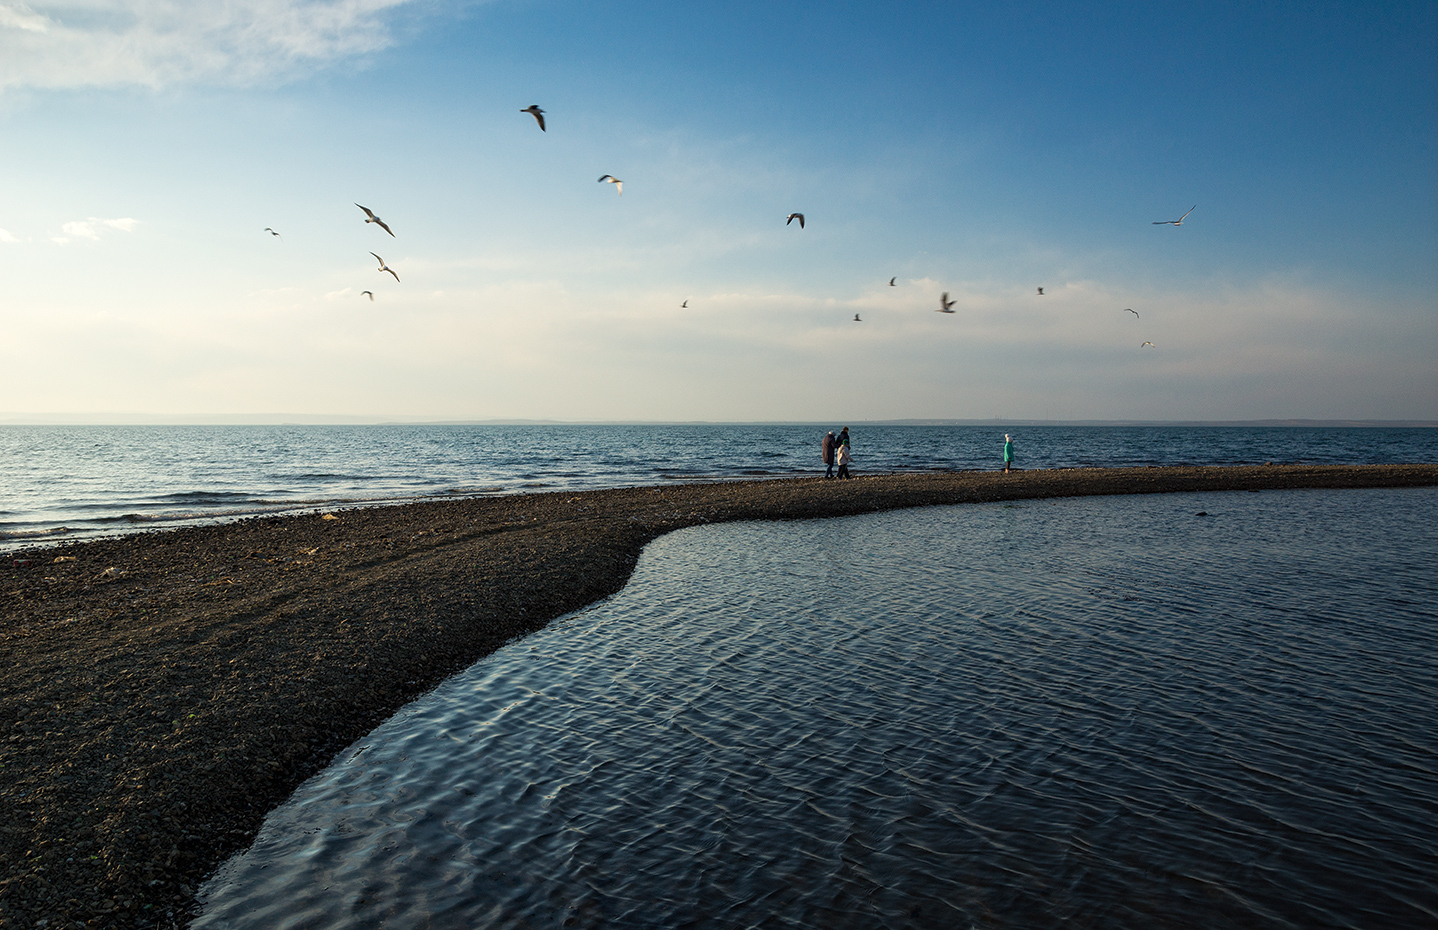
(598, 175, 623, 195)
(264, 227, 281, 239)
(1125, 308, 1139, 319)
(521, 105, 546, 131)
(1037, 287, 1045, 296)
(1141, 341, 1155, 348)
(356, 204, 394, 237)
(362, 290, 374, 301)
(370, 252, 399, 282)
(854, 313, 862, 322)
(888, 277, 896, 286)
(1153, 206, 1195, 226)
(786, 213, 805, 228)
(681, 300, 688, 308)
(938, 293, 956, 313)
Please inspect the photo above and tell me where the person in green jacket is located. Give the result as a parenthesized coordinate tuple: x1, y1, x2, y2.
(1003, 433, 1014, 472)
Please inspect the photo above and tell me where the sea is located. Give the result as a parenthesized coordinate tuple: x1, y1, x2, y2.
(4, 424, 1436, 928)
(1, 423, 1434, 552)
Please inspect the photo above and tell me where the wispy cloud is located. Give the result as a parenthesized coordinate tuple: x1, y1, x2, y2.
(0, 227, 19, 242)
(52, 215, 137, 242)
(0, 3, 49, 31)
(0, 0, 421, 91)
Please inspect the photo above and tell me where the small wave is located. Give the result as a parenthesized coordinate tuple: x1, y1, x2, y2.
(153, 490, 260, 504)
(0, 525, 75, 541)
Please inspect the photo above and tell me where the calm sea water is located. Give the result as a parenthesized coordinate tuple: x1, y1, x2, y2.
(193, 487, 1438, 930)
(2, 424, 1435, 551)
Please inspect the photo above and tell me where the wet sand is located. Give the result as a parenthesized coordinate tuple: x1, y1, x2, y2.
(3, 464, 1436, 929)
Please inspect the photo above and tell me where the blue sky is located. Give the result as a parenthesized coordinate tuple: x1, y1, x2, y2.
(1, 0, 1434, 422)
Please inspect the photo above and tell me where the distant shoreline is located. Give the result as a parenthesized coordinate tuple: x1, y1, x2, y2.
(4, 464, 1437, 929)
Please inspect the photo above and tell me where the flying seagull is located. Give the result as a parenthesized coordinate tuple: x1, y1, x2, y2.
(362, 290, 374, 301)
(1141, 341, 1155, 348)
(681, 300, 689, 308)
(264, 227, 281, 239)
(1153, 205, 1196, 226)
(1125, 308, 1139, 319)
(854, 313, 862, 322)
(888, 277, 896, 286)
(598, 175, 623, 195)
(786, 213, 805, 228)
(938, 292, 956, 313)
(1037, 287, 1045, 296)
(370, 252, 399, 282)
(521, 105, 546, 131)
(356, 204, 395, 237)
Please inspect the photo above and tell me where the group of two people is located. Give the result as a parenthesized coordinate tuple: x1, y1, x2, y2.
(821, 427, 851, 479)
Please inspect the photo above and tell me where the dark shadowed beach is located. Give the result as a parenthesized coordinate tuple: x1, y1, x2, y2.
(4, 464, 1437, 930)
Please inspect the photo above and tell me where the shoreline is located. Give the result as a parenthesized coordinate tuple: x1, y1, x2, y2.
(4, 465, 1437, 929)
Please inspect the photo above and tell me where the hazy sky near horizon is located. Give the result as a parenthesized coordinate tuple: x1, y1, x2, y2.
(2, 0, 1434, 423)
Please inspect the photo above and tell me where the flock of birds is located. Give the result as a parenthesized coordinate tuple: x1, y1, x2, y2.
(264, 104, 1191, 351)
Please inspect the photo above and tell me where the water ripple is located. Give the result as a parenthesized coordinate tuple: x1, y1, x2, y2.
(195, 488, 1438, 930)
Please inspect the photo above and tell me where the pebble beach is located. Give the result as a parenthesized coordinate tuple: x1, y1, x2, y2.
(4, 464, 1437, 930)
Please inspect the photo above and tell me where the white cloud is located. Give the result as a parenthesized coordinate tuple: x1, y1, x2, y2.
(52, 215, 137, 242)
(0, 3, 49, 32)
(0, 0, 421, 91)
(0, 227, 19, 242)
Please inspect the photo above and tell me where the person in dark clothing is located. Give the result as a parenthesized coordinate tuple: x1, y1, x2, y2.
(835, 427, 851, 479)
(822, 431, 837, 478)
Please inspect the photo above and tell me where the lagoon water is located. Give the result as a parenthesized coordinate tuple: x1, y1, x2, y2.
(193, 487, 1438, 930)
(2, 423, 1435, 551)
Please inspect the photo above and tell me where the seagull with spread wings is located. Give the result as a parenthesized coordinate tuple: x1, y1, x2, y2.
(1125, 308, 1139, 319)
(888, 277, 896, 286)
(598, 175, 623, 195)
(521, 105, 546, 131)
(370, 252, 399, 282)
(786, 213, 805, 228)
(1153, 206, 1195, 226)
(356, 204, 395, 237)
(1141, 341, 1155, 348)
(264, 227, 281, 239)
(362, 290, 374, 301)
(938, 293, 956, 313)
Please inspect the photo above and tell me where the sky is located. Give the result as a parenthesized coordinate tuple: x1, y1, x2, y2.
(1, 0, 1434, 423)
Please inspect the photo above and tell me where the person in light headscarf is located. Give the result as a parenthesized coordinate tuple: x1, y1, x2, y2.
(1003, 434, 1014, 473)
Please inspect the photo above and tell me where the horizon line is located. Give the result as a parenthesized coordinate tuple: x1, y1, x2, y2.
(2, 416, 1435, 428)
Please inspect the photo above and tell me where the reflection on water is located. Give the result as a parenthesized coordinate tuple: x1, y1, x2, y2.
(193, 488, 1438, 929)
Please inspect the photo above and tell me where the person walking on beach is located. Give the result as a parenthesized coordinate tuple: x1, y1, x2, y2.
(836, 427, 852, 479)
(1003, 433, 1014, 473)
(822, 430, 837, 478)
